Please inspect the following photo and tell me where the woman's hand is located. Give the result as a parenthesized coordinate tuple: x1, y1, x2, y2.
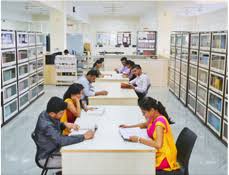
(65, 122, 80, 130)
(129, 136, 139, 142)
(119, 124, 130, 128)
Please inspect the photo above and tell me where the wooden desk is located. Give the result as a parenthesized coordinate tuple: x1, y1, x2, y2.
(89, 82, 138, 106)
(61, 106, 155, 175)
(96, 71, 129, 83)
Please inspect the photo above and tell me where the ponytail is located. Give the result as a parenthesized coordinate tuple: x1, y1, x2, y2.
(138, 97, 174, 124)
(93, 60, 103, 68)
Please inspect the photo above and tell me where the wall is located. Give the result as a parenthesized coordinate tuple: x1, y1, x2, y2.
(192, 8, 228, 31)
(88, 16, 140, 51)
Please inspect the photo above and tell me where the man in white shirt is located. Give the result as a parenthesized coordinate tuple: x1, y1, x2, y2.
(129, 64, 151, 99)
(77, 70, 108, 104)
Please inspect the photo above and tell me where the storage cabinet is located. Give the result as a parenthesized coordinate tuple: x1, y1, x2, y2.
(1, 30, 15, 49)
(212, 32, 227, 53)
(222, 120, 228, 142)
(190, 50, 198, 65)
(169, 31, 228, 144)
(1, 49, 16, 67)
(197, 84, 207, 105)
(191, 33, 199, 49)
(18, 77, 29, 95)
(200, 33, 211, 51)
(175, 59, 181, 72)
(198, 68, 208, 87)
(29, 60, 37, 74)
(28, 47, 36, 60)
(28, 33, 36, 46)
(181, 48, 189, 62)
(181, 75, 187, 90)
(19, 92, 30, 110)
(209, 72, 224, 95)
(188, 93, 196, 112)
(18, 63, 29, 79)
(3, 99, 18, 122)
(188, 79, 197, 96)
(17, 48, 28, 63)
(189, 65, 197, 80)
(210, 53, 226, 74)
(29, 86, 38, 102)
(207, 109, 221, 136)
(199, 51, 210, 69)
(2, 83, 17, 104)
(2, 66, 17, 86)
(17, 32, 28, 48)
(1, 30, 45, 126)
(196, 100, 206, 122)
(208, 90, 223, 115)
(181, 62, 188, 75)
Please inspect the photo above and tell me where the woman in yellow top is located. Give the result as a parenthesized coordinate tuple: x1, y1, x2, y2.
(61, 83, 84, 135)
(120, 97, 180, 173)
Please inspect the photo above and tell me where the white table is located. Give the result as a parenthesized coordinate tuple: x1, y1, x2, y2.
(96, 71, 129, 83)
(61, 106, 155, 175)
(89, 82, 138, 105)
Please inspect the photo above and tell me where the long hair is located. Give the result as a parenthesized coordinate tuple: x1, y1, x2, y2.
(63, 83, 84, 101)
(93, 60, 103, 68)
(138, 97, 174, 124)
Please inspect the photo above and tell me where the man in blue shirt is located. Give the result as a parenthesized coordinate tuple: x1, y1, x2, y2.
(33, 97, 94, 170)
(77, 70, 108, 104)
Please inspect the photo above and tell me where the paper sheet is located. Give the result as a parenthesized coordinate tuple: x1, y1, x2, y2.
(119, 127, 150, 140)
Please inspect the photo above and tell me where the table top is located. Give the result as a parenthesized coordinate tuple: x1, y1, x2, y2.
(98, 71, 129, 82)
(61, 106, 155, 152)
(89, 82, 138, 99)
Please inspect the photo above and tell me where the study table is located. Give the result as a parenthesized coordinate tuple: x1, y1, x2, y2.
(96, 71, 129, 83)
(61, 106, 156, 175)
(88, 82, 138, 105)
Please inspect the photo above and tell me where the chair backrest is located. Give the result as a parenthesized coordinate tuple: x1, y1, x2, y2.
(31, 132, 44, 169)
(143, 84, 151, 96)
(176, 127, 197, 175)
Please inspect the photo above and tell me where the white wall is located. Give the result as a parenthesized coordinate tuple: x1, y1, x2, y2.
(192, 8, 228, 31)
(89, 16, 140, 46)
(139, 10, 158, 30)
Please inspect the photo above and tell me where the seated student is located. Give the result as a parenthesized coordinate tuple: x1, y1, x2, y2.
(77, 70, 108, 104)
(33, 97, 94, 169)
(114, 57, 130, 74)
(123, 60, 136, 81)
(63, 49, 69, 55)
(61, 83, 84, 136)
(91, 60, 103, 77)
(120, 97, 178, 173)
(129, 64, 150, 99)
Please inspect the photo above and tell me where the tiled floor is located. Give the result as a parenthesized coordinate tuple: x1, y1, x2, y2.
(1, 85, 228, 175)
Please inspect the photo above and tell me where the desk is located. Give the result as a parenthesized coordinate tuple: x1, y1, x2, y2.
(96, 71, 129, 83)
(89, 82, 138, 105)
(61, 106, 155, 175)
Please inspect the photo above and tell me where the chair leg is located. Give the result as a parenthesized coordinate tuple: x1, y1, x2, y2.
(41, 168, 46, 175)
(44, 169, 48, 175)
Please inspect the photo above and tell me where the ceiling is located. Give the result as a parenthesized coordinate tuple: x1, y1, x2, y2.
(74, 1, 155, 17)
(1, 1, 50, 15)
(1, 0, 228, 18)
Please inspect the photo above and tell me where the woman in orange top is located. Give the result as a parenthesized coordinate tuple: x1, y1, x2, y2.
(120, 97, 180, 173)
(61, 83, 84, 135)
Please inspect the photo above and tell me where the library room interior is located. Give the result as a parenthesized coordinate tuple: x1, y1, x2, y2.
(1, 0, 228, 175)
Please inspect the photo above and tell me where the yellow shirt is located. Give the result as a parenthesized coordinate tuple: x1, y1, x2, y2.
(147, 116, 180, 171)
(60, 98, 80, 136)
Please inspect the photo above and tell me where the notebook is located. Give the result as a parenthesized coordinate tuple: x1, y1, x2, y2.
(69, 124, 98, 136)
(119, 127, 150, 141)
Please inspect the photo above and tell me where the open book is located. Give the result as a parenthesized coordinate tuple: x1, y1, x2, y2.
(119, 127, 150, 141)
(69, 124, 98, 136)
